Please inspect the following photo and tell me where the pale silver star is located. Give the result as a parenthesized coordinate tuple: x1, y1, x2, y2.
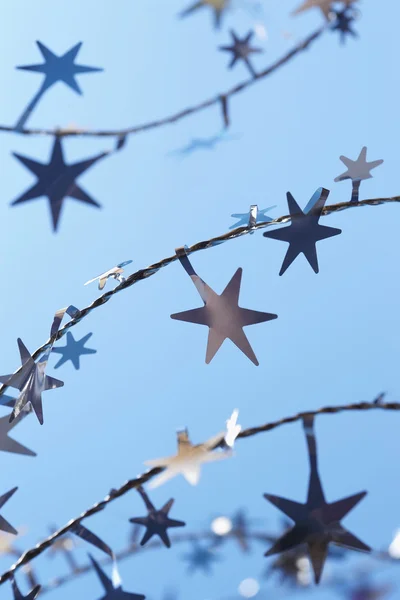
(334, 146, 384, 182)
(145, 429, 230, 489)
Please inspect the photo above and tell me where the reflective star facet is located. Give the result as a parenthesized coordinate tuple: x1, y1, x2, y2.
(334, 147, 384, 183)
(11, 577, 41, 600)
(263, 187, 341, 275)
(171, 267, 277, 365)
(89, 555, 145, 600)
(0, 338, 64, 425)
(0, 488, 18, 536)
(230, 206, 275, 229)
(144, 429, 229, 489)
(11, 137, 105, 231)
(52, 332, 97, 370)
(219, 30, 263, 76)
(180, 0, 231, 28)
(263, 416, 370, 584)
(17, 41, 102, 95)
(129, 486, 185, 548)
(182, 541, 221, 574)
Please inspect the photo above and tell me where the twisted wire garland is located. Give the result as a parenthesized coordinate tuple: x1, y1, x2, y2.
(0, 26, 326, 139)
(1, 398, 399, 585)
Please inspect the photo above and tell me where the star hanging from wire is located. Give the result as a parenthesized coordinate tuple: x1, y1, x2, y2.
(180, 0, 231, 28)
(219, 30, 262, 76)
(129, 486, 185, 548)
(334, 147, 384, 183)
(0, 338, 64, 425)
(331, 8, 358, 43)
(182, 541, 221, 574)
(230, 206, 275, 229)
(10, 577, 41, 600)
(11, 137, 106, 232)
(144, 429, 229, 488)
(263, 187, 341, 275)
(0, 488, 18, 536)
(292, 0, 358, 20)
(171, 255, 277, 365)
(89, 555, 145, 600)
(17, 41, 102, 95)
(263, 416, 370, 584)
(52, 332, 97, 370)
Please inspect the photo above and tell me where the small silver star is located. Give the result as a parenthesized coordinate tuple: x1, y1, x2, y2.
(334, 147, 384, 182)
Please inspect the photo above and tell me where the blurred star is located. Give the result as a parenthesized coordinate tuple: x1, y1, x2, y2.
(129, 486, 185, 548)
(263, 416, 370, 584)
(11, 577, 40, 600)
(334, 147, 384, 183)
(230, 206, 275, 229)
(331, 8, 358, 43)
(144, 429, 230, 488)
(52, 332, 97, 370)
(180, 0, 231, 28)
(89, 554, 145, 600)
(0, 411, 36, 457)
(11, 137, 106, 232)
(219, 30, 263, 76)
(292, 0, 358, 20)
(263, 187, 341, 275)
(169, 132, 240, 157)
(0, 488, 18, 535)
(182, 541, 221, 574)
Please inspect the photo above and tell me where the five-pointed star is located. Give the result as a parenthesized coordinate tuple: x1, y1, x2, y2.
(180, 0, 231, 28)
(0, 409, 36, 457)
(11, 137, 105, 231)
(182, 541, 221, 574)
(331, 8, 358, 43)
(16, 41, 102, 95)
(129, 487, 185, 548)
(52, 332, 97, 370)
(263, 187, 341, 275)
(230, 206, 275, 229)
(334, 147, 384, 183)
(144, 429, 229, 489)
(171, 267, 277, 365)
(0, 338, 64, 425)
(0, 488, 18, 535)
(219, 30, 263, 74)
(263, 418, 370, 584)
(11, 577, 41, 600)
(292, 0, 357, 20)
(89, 554, 145, 600)
(225, 409, 241, 448)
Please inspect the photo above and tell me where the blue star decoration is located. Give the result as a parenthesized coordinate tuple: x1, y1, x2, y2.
(263, 416, 370, 584)
(89, 554, 145, 600)
(331, 8, 358, 43)
(11, 137, 107, 231)
(182, 541, 221, 574)
(230, 206, 276, 229)
(52, 332, 97, 370)
(263, 188, 341, 275)
(15, 42, 102, 129)
(11, 577, 41, 600)
(129, 486, 185, 548)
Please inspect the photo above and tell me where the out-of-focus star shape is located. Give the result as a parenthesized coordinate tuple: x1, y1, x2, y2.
(52, 332, 96, 370)
(350, 583, 392, 600)
(0, 488, 18, 535)
(16, 41, 102, 95)
(264, 417, 370, 583)
(225, 409, 241, 448)
(145, 429, 229, 489)
(0, 409, 36, 456)
(180, 0, 231, 28)
(219, 30, 262, 75)
(11, 137, 105, 231)
(129, 486, 185, 548)
(230, 206, 275, 229)
(334, 147, 384, 183)
(331, 8, 358, 42)
(89, 555, 145, 600)
(263, 187, 341, 275)
(171, 267, 277, 365)
(182, 541, 221, 574)
(169, 131, 240, 157)
(0, 338, 64, 425)
(11, 577, 40, 600)
(292, 0, 357, 20)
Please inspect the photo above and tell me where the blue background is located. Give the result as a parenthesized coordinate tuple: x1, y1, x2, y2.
(0, 0, 398, 598)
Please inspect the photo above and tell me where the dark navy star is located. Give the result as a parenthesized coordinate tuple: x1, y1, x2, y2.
(17, 41, 102, 95)
(263, 416, 370, 584)
(129, 486, 185, 548)
(331, 9, 358, 43)
(182, 541, 221, 574)
(89, 554, 145, 600)
(263, 188, 341, 275)
(11, 577, 40, 600)
(219, 30, 263, 76)
(11, 137, 106, 231)
(52, 332, 97, 370)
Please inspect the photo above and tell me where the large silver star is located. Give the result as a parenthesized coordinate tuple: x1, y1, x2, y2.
(145, 429, 230, 488)
(334, 146, 384, 182)
(171, 267, 277, 365)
